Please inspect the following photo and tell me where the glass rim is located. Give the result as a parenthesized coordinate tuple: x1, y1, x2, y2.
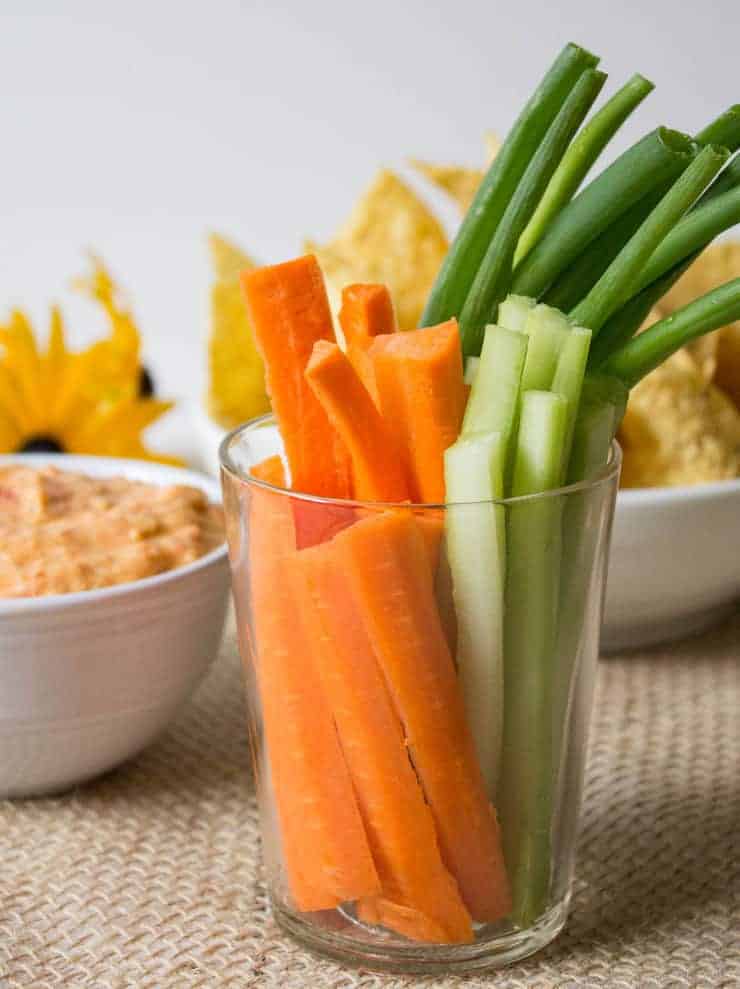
(219, 414, 622, 509)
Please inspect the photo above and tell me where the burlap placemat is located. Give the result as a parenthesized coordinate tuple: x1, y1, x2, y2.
(1, 609, 738, 989)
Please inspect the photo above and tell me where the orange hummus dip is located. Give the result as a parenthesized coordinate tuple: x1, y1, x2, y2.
(0, 466, 224, 598)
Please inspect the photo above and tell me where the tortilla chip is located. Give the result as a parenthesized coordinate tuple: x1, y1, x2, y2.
(206, 233, 270, 429)
(307, 169, 448, 331)
(619, 349, 740, 487)
(410, 133, 500, 214)
(715, 322, 740, 409)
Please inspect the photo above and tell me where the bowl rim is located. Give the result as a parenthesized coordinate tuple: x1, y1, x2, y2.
(618, 474, 740, 506)
(0, 453, 228, 616)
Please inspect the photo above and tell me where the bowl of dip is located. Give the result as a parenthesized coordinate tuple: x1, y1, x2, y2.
(0, 454, 230, 798)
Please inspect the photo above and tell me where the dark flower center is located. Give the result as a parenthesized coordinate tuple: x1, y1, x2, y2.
(18, 435, 65, 454)
(138, 365, 155, 398)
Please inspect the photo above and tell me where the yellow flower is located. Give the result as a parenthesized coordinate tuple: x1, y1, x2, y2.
(0, 258, 179, 463)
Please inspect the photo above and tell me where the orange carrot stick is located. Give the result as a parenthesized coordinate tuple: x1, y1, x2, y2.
(371, 320, 466, 502)
(335, 511, 511, 922)
(305, 341, 409, 503)
(248, 484, 379, 910)
(250, 454, 286, 486)
(339, 284, 396, 405)
(241, 255, 352, 498)
(339, 283, 397, 346)
(291, 543, 472, 943)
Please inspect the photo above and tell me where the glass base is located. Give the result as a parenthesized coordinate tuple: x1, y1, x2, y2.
(272, 895, 570, 975)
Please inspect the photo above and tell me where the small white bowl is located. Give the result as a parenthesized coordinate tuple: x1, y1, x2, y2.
(0, 454, 230, 798)
(603, 478, 740, 651)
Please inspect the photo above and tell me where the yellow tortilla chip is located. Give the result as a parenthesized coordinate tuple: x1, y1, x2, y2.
(619, 349, 740, 488)
(715, 322, 740, 409)
(307, 169, 448, 331)
(409, 161, 484, 215)
(410, 133, 499, 214)
(206, 233, 270, 429)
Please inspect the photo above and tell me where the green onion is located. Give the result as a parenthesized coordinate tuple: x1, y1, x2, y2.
(511, 128, 696, 299)
(587, 254, 698, 368)
(629, 185, 740, 297)
(421, 43, 599, 329)
(602, 278, 740, 385)
(700, 151, 740, 201)
(542, 192, 660, 311)
(695, 104, 740, 149)
(458, 69, 606, 355)
(569, 144, 729, 331)
(515, 74, 654, 265)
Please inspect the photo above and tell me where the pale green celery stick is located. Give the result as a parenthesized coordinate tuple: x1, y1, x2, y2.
(521, 304, 572, 391)
(462, 324, 529, 440)
(445, 431, 507, 798)
(566, 397, 618, 483)
(464, 356, 481, 386)
(499, 390, 568, 927)
(550, 392, 619, 883)
(552, 386, 621, 868)
(498, 294, 537, 332)
(551, 325, 593, 477)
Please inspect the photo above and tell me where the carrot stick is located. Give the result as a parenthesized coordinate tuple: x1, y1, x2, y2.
(339, 283, 397, 346)
(291, 543, 473, 943)
(250, 455, 286, 486)
(335, 511, 511, 922)
(241, 255, 352, 498)
(356, 897, 457, 943)
(305, 340, 409, 503)
(370, 320, 466, 502)
(338, 283, 396, 407)
(248, 484, 379, 910)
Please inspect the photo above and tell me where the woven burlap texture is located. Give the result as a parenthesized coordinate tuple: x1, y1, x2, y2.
(1, 610, 738, 989)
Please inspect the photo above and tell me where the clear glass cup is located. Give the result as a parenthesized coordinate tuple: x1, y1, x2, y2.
(220, 415, 620, 975)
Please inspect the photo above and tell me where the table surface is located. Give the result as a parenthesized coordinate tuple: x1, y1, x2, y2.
(1, 611, 738, 989)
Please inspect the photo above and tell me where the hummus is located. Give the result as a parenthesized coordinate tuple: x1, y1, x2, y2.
(0, 466, 224, 598)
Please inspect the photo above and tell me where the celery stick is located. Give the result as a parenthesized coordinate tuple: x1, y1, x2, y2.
(551, 325, 593, 477)
(464, 356, 481, 386)
(445, 431, 507, 798)
(566, 397, 618, 483)
(521, 304, 572, 391)
(462, 324, 528, 440)
(499, 391, 568, 927)
(498, 294, 536, 332)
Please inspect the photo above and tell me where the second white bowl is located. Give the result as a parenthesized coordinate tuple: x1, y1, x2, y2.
(0, 454, 231, 798)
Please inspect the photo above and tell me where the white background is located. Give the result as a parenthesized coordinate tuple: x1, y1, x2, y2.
(0, 0, 737, 408)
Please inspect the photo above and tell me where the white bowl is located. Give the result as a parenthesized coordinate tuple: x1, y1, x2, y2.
(0, 454, 231, 798)
(603, 478, 740, 651)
